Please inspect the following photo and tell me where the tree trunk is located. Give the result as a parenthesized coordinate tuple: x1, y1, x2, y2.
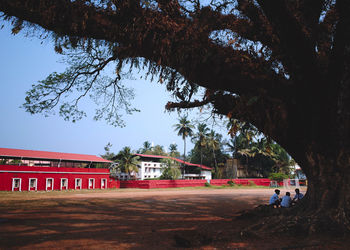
(243, 148, 350, 236)
(297, 149, 350, 234)
(182, 138, 186, 178)
(212, 147, 218, 179)
(250, 149, 350, 236)
(184, 138, 186, 162)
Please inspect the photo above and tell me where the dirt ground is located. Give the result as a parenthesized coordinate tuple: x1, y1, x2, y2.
(0, 187, 347, 249)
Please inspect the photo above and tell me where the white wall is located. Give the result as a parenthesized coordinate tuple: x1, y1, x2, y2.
(201, 170, 212, 180)
(138, 161, 165, 180)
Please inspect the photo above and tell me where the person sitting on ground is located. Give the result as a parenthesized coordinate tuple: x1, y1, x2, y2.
(281, 192, 292, 208)
(269, 189, 281, 207)
(293, 188, 304, 202)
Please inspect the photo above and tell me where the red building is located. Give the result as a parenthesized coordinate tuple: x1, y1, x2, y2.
(0, 148, 111, 191)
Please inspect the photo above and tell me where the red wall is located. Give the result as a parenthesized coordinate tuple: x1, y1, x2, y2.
(109, 180, 120, 189)
(0, 165, 110, 191)
(120, 179, 207, 189)
(119, 179, 281, 189)
(0, 165, 283, 192)
(210, 178, 281, 186)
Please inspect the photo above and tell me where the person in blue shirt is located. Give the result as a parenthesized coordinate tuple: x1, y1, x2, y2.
(281, 192, 292, 208)
(293, 188, 304, 201)
(269, 189, 281, 207)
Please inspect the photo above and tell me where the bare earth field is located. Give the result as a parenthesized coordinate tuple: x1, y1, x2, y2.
(0, 187, 346, 249)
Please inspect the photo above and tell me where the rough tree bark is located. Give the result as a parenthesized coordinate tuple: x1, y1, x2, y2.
(1, 0, 350, 234)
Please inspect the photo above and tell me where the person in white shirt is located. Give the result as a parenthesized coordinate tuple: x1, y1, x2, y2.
(281, 192, 292, 208)
(269, 189, 281, 207)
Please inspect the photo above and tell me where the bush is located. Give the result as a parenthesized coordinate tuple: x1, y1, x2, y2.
(227, 180, 235, 187)
(205, 182, 211, 187)
(159, 165, 181, 180)
(269, 173, 289, 182)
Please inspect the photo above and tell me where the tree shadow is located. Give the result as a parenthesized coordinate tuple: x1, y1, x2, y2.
(0, 192, 337, 249)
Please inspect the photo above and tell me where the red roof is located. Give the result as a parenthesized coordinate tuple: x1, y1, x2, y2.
(135, 154, 212, 170)
(0, 148, 111, 163)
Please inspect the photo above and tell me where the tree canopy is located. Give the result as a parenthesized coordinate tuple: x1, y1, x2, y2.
(1, 1, 348, 153)
(115, 146, 140, 177)
(1, 0, 350, 234)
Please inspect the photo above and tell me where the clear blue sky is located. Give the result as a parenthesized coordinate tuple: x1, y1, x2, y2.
(0, 26, 228, 157)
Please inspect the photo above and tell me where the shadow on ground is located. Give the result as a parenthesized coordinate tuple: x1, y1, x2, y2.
(0, 190, 346, 249)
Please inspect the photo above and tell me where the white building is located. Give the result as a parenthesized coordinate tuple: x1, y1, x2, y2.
(137, 160, 165, 180)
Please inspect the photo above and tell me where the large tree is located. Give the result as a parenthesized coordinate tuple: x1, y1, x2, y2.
(139, 141, 152, 154)
(1, 0, 350, 233)
(173, 115, 194, 161)
(115, 146, 140, 178)
(168, 143, 180, 158)
(191, 123, 209, 166)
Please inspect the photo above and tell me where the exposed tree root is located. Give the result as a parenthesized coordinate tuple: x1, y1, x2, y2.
(237, 204, 350, 238)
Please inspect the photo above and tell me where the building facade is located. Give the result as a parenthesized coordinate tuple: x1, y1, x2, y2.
(0, 148, 111, 191)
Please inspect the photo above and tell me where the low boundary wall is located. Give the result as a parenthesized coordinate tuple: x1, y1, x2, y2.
(120, 179, 207, 189)
(210, 178, 272, 186)
(108, 180, 120, 189)
(118, 178, 277, 189)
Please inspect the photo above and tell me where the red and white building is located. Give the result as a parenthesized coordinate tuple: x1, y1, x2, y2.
(0, 148, 111, 191)
(115, 154, 212, 180)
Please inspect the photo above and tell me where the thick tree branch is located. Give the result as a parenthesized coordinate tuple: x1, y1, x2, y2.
(237, 0, 280, 54)
(318, 5, 337, 61)
(0, 0, 121, 41)
(166, 98, 212, 110)
(329, 0, 350, 82)
(257, 0, 320, 82)
(298, 0, 324, 42)
(0, 0, 289, 100)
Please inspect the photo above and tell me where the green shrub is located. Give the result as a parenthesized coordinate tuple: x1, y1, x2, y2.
(205, 182, 211, 187)
(227, 180, 235, 187)
(269, 173, 289, 182)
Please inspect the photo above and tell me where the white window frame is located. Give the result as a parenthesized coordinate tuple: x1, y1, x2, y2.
(46, 178, 54, 191)
(88, 178, 95, 189)
(75, 178, 82, 190)
(60, 178, 68, 190)
(101, 178, 107, 189)
(28, 178, 37, 191)
(12, 178, 22, 191)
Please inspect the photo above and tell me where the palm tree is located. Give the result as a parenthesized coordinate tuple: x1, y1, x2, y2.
(173, 116, 194, 162)
(191, 123, 209, 167)
(116, 147, 140, 179)
(269, 143, 295, 175)
(225, 137, 238, 178)
(152, 144, 166, 155)
(101, 142, 116, 161)
(207, 130, 220, 178)
(141, 141, 152, 154)
(168, 143, 180, 158)
(160, 158, 181, 180)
